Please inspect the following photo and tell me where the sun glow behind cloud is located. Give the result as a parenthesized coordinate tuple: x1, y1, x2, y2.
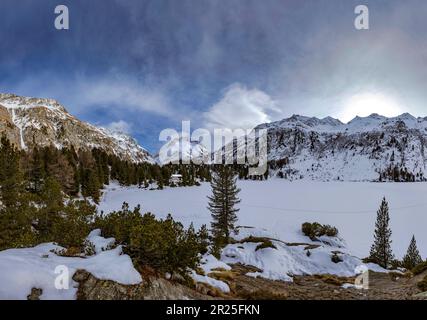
(338, 93, 404, 123)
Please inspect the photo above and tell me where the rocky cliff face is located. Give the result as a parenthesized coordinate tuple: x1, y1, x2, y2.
(0, 94, 154, 163)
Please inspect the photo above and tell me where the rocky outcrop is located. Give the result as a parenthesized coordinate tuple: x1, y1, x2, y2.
(0, 93, 153, 163)
(63, 267, 427, 300)
(72, 270, 212, 300)
(27, 288, 43, 300)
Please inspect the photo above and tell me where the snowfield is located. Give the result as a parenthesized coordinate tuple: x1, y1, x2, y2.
(3, 179, 418, 299)
(99, 179, 427, 259)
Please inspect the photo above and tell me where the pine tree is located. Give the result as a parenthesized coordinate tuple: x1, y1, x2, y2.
(36, 177, 64, 242)
(0, 137, 25, 207)
(0, 136, 35, 249)
(47, 152, 76, 195)
(208, 165, 241, 249)
(28, 147, 45, 194)
(197, 224, 210, 255)
(82, 169, 101, 203)
(402, 235, 423, 270)
(52, 199, 96, 248)
(369, 197, 394, 268)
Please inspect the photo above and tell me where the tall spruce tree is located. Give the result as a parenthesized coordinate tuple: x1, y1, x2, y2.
(0, 137, 35, 249)
(0, 137, 25, 207)
(28, 147, 45, 194)
(402, 235, 423, 270)
(369, 197, 394, 268)
(36, 177, 64, 242)
(208, 166, 241, 248)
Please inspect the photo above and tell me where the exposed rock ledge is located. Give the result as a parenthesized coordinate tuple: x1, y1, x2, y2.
(72, 270, 213, 300)
(27, 267, 427, 300)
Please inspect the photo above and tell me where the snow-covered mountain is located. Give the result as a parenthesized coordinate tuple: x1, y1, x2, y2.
(226, 113, 427, 181)
(0, 93, 154, 163)
(156, 135, 210, 164)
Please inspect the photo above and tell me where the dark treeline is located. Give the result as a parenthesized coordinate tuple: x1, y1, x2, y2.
(20, 140, 267, 203)
(20, 143, 213, 203)
(378, 164, 424, 182)
(0, 136, 97, 250)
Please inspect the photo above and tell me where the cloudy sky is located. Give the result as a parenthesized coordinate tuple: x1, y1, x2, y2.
(1, 0, 427, 152)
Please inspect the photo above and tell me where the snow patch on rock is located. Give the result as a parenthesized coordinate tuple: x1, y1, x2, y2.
(0, 232, 141, 300)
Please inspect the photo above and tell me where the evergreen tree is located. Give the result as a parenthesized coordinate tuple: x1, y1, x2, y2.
(197, 224, 209, 255)
(369, 197, 394, 268)
(36, 177, 64, 242)
(0, 137, 35, 249)
(52, 200, 96, 248)
(208, 165, 241, 249)
(81, 168, 101, 203)
(402, 235, 423, 270)
(47, 152, 76, 195)
(28, 147, 45, 194)
(0, 137, 25, 207)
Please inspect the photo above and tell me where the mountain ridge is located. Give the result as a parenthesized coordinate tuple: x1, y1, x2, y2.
(208, 112, 427, 182)
(255, 112, 427, 181)
(256, 112, 427, 133)
(0, 93, 154, 163)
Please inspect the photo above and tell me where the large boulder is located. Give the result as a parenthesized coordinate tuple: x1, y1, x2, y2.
(72, 270, 213, 300)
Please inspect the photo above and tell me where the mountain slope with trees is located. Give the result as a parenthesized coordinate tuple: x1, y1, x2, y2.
(0, 93, 153, 163)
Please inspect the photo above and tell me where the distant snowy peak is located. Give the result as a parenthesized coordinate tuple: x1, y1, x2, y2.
(0, 93, 67, 113)
(98, 127, 155, 164)
(0, 93, 154, 163)
(156, 135, 210, 164)
(259, 113, 427, 134)
(257, 114, 343, 132)
(345, 113, 427, 132)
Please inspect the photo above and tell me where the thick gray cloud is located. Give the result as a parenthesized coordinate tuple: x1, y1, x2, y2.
(1, 0, 427, 151)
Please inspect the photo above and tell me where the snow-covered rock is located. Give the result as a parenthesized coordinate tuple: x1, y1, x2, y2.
(0, 232, 141, 300)
(221, 227, 387, 282)
(190, 254, 232, 293)
(86, 229, 115, 254)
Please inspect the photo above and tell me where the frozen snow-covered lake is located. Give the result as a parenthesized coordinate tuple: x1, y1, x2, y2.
(99, 180, 427, 259)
